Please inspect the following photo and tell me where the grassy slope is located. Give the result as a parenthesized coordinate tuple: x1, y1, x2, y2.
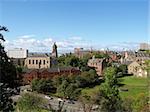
(81, 76, 150, 99)
(119, 76, 149, 99)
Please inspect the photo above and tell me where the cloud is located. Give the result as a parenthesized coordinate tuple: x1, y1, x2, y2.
(4, 35, 140, 53)
(105, 42, 139, 51)
(4, 35, 90, 53)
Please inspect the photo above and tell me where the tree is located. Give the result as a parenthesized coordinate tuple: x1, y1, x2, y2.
(96, 67, 122, 112)
(0, 26, 17, 88)
(57, 79, 81, 99)
(0, 26, 17, 111)
(16, 93, 49, 112)
(31, 79, 55, 93)
(79, 94, 97, 112)
(0, 83, 14, 112)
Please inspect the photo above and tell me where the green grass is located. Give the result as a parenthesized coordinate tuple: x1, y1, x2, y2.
(81, 76, 150, 99)
(119, 76, 149, 99)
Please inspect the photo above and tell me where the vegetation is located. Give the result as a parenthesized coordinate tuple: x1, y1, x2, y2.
(96, 67, 122, 112)
(0, 26, 18, 111)
(119, 76, 149, 98)
(0, 83, 14, 112)
(31, 79, 55, 94)
(16, 93, 49, 112)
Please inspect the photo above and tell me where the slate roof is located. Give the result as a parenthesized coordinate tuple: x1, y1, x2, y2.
(28, 53, 51, 57)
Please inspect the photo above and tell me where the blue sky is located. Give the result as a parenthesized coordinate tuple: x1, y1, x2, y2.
(0, 0, 149, 52)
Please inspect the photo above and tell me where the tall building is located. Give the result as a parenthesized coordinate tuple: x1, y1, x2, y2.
(7, 48, 28, 66)
(140, 43, 150, 50)
(7, 48, 28, 58)
(51, 42, 58, 58)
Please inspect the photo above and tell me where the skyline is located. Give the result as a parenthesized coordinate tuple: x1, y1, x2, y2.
(0, 0, 149, 53)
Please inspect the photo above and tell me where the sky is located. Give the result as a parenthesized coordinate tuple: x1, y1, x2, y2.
(0, 0, 149, 53)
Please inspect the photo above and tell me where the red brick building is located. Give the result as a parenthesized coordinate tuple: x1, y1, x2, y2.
(87, 56, 107, 76)
(22, 67, 80, 84)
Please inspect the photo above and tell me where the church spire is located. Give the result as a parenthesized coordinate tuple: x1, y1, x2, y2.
(52, 42, 58, 58)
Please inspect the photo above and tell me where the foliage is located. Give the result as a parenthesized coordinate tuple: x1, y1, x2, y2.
(0, 26, 18, 111)
(97, 67, 123, 112)
(31, 79, 55, 93)
(57, 79, 81, 99)
(92, 51, 109, 59)
(118, 64, 127, 74)
(16, 93, 48, 112)
(132, 93, 149, 112)
(79, 94, 97, 112)
(57, 54, 90, 71)
(0, 83, 14, 112)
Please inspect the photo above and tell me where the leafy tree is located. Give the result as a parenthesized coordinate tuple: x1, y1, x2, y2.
(118, 64, 127, 74)
(79, 94, 97, 112)
(0, 83, 14, 112)
(57, 79, 69, 98)
(96, 67, 123, 112)
(0, 26, 17, 111)
(31, 79, 55, 93)
(57, 79, 81, 99)
(16, 93, 49, 112)
(0, 26, 17, 88)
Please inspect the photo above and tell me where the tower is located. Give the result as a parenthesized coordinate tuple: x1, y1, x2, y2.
(52, 42, 58, 58)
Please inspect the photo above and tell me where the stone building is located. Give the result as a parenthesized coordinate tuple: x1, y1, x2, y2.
(128, 61, 148, 77)
(25, 53, 51, 69)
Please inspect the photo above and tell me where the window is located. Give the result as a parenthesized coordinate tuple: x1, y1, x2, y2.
(36, 60, 38, 64)
(29, 60, 31, 64)
(32, 60, 34, 64)
(39, 60, 41, 65)
(43, 60, 45, 65)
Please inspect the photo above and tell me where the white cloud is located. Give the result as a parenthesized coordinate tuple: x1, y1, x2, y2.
(4, 35, 90, 53)
(105, 42, 139, 51)
(4, 35, 140, 53)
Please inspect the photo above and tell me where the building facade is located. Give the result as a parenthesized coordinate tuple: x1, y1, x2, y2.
(22, 67, 81, 84)
(7, 48, 28, 66)
(7, 48, 28, 58)
(128, 61, 148, 77)
(87, 56, 107, 76)
(25, 54, 51, 69)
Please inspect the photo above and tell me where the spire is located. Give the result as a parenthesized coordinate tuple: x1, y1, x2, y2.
(52, 42, 58, 58)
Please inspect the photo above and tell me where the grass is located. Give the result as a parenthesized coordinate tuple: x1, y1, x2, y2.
(81, 76, 150, 99)
(119, 76, 149, 99)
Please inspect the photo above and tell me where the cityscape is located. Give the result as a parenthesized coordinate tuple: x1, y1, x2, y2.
(0, 0, 150, 112)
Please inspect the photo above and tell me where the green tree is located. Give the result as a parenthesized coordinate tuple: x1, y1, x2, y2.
(97, 67, 122, 112)
(31, 79, 55, 93)
(0, 83, 14, 112)
(118, 64, 127, 74)
(57, 79, 81, 99)
(0, 26, 17, 88)
(57, 79, 69, 98)
(16, 93, 49, 112)
(0, 26, 17, 111)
